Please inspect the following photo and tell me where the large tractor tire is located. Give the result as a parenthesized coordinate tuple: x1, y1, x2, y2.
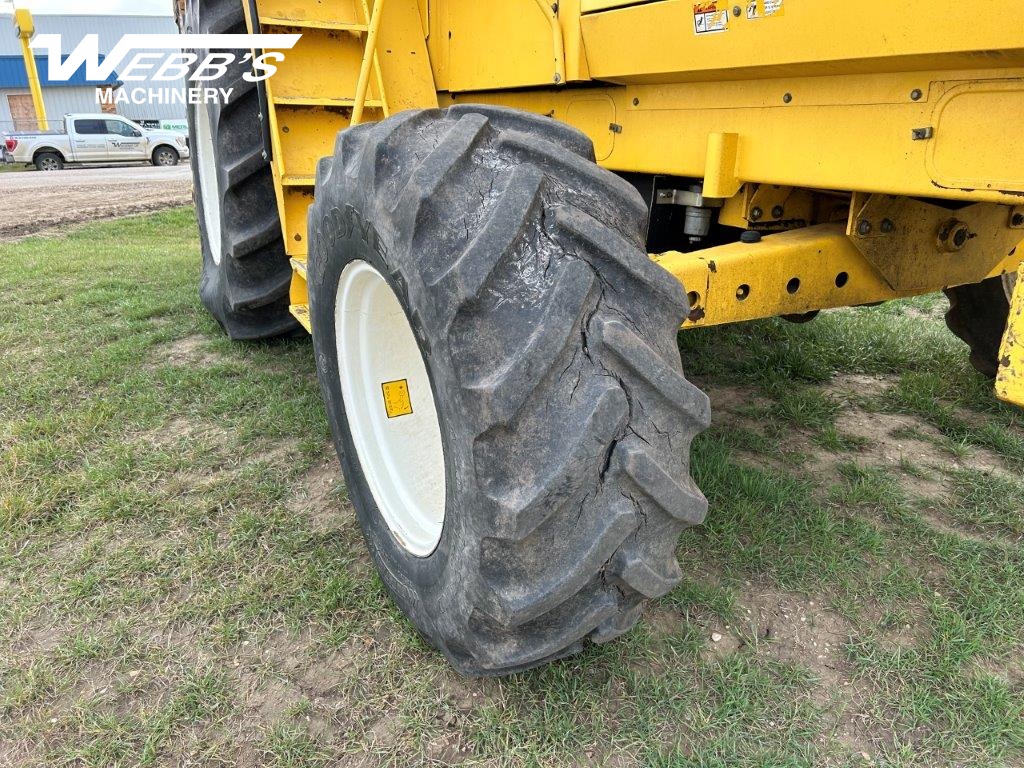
(944, 273, 1016, 377)
(307, 106, 711, 675)
(184, 0, 298, 340)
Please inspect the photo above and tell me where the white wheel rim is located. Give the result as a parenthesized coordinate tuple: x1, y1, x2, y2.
(1004, 272, 1018, 303)
(335, 260, 447, 557)
(193, 101, 223, 265)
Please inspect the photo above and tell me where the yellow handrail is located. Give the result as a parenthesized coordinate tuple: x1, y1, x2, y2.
(532, 0, 566, 85)
(351, 0, 386, 126)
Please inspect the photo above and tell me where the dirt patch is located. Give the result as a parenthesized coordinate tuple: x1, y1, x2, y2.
(647, 578, 887, 761)
(287, 455, 351, 533)
(836, 411, 945, 476)
(247, 439, 302, 469)
(901, 304, 945, 321)
(701, 377, 1021, 553)
(736, 587, 854, 687)
(0, 165, 192, 242)
(914, 503, 1011, 547)
(12, 617, 71, 659)
(699, 382, 774, 417)
(228, 626, 419, 758)
(973, 655, 1024, 687)
(153, 334, 225, 367)
(825, 373, 899, 402)
(143, 415, 229, 451)
(0, 740, 41, 768)
(247, 678, 307, 721)
(731, 586, 888, 758)
(836, 409, 1017, 486)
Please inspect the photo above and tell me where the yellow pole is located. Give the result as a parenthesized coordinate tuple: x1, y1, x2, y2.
(14, 8, 48, 131)
(350, 0, 385, 127)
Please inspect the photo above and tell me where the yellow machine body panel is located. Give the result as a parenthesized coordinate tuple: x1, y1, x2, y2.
(579, 0, 1024, 83)
(248, 0, 1024, 399)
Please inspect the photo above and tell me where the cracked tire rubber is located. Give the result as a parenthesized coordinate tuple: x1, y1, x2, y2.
(185, 0, 298, 340)
(944, 275, 1014, 378)
(307, 106, 711, 676)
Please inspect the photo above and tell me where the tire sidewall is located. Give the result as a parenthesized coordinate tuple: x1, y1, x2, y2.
(186, 92, 226, 318)
(181, 0, 297, 340)
(184, 0, 230, 327)
(308, 185, 472, 644)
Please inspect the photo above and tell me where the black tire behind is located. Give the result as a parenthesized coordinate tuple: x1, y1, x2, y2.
(308, 106, 710, 675)
(184, 0, 298, 340)
(944, 276, 1012, 377)
(152, 146, 180, 167)
(34, 152, 63, 172)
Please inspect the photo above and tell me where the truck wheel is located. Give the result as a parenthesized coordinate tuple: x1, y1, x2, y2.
(307, 106, 711, 675)
(34, 152, 63, 172)
(153, 146, 180, 167)
(944, 273, 1016, 377)
(183, 0, 298, 340)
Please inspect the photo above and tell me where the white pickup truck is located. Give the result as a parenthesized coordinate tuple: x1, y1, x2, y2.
(2, 114, 190, 171)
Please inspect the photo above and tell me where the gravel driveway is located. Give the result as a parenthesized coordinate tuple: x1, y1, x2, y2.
(1, 164, 193, 241)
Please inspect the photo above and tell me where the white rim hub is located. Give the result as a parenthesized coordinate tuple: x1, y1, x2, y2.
(335, 260, 447, 557)
(193, 100, 223, 266)
(1004, 272, 1018, 303)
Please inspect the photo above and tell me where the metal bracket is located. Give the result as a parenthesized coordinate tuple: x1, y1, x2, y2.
(655, 189, 724, 208)
(717, 184, 817, 230)
(246, 0, 274, 164)
(847, 194, 1024, 291)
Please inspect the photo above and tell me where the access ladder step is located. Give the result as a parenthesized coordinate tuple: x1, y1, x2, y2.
(289, 258, 312, 331)
(272, 96, 385, 109)
(260, 16, 369, 33)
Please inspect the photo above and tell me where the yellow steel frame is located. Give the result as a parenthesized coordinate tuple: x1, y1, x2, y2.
(245, 0, 1024, 405)
(243, 0, 436, 331)
(654, 218, 1022, 329)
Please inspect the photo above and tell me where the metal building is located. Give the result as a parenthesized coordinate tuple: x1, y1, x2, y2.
(0, 12, 186, 132)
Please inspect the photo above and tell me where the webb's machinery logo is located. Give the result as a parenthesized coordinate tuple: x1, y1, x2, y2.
(28, 34, 301, 106)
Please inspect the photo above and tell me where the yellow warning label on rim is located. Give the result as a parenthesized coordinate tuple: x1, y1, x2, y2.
(381, 379, 413, 419)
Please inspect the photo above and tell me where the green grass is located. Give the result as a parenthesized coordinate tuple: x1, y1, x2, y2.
(1, 209, 1023, 766)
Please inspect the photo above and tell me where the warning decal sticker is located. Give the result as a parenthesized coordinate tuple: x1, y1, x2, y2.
(693, 1, 730, 34)
(746, 0, 784, 19)
(381, 379, 414, 419)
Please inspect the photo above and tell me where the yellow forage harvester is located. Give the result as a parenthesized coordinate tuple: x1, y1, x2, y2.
(180, 0, 1024, 675)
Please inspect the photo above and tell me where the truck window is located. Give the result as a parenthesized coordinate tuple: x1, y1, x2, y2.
(74, 119, 107, 135)
(105, 120, 139, 137)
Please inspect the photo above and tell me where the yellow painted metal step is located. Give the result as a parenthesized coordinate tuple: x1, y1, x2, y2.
(273, 95, 384, 109)
(257, 0, 366, 33)
(281, 175, 315, 187)
(261, 16, 368, 33)
(288, 258, 311, 332)
(289, 303, 312, 332)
